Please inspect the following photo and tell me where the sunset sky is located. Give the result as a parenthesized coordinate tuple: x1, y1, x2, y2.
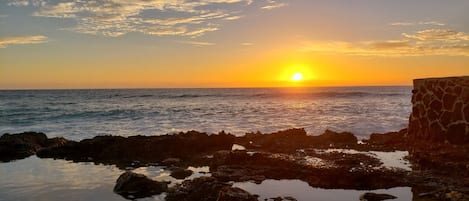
(0, 0, 468, 89)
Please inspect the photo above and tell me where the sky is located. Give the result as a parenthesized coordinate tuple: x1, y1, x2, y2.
(0, 0, 468, 89)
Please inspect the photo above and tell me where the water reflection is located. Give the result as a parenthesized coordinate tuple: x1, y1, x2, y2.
(0, 156, 125, 201)
(0, 157, 411, 201)
(234, 179, 412, 201)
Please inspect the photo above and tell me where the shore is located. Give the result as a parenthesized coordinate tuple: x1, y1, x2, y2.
(1, 128, 468, 201)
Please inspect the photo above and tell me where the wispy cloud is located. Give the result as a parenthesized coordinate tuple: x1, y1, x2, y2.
(261, 0, 288, 10)
(301, 29, 469, 56)
(241, 42, 253, 46)
(389, 21, 445, 26)
(0, 35, 47, 48)
(7, 0, 278, 38)
(179, 40, 216, 47)
(403, 29, 469, 41)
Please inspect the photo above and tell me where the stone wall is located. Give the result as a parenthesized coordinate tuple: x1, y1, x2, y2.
(408, 76, 469, 144)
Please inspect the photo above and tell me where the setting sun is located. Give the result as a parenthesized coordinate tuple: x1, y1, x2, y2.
(291, 73, 304, 81)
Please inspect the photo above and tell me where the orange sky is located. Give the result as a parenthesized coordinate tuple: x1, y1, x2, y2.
(0, 0, 468, 89)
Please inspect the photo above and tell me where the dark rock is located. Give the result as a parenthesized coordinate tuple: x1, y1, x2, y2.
(316, 130, 358, 146)
(162, 158, 181, 166)
(166, 177, 257, 201)
(37, 131, 235, 168)
(443, 94, 457, 111)
(359, 192, 397, 201)
(446, 123, 467, 144)
(170, 167, 193, 179)
(367, 128, 407, 150)
(113, 171, 168, 199)
(217, 186, 258, 201)
(430, 100, 443, 113)
(0, 132, 48, 162)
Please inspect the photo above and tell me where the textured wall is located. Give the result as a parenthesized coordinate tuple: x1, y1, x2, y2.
(408, 76, 469, 144)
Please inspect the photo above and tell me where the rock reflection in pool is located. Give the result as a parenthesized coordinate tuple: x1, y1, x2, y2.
(233, 179, 411, 201)
(0, 156, 163, 201)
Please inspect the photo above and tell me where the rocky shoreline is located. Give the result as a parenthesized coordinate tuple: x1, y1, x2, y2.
(1, 128, 468, 201)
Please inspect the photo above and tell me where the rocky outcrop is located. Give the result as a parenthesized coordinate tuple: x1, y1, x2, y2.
(170, 167, 193, 179)
(113, 171, 168, 199)
(0, 132, 68, 162)
(236, 128, 357, 153)
(36, 131, 236, 167)
(210, 150, 408, 190)
(165, 177, 258, 201)
(408, 76, 469, 144)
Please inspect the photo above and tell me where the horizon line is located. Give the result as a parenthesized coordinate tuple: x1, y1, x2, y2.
(0, 85, 413, 91)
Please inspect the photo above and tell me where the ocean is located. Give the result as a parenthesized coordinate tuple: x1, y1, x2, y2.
(0, 86, 414, 201)
(0, 87, 412, 140)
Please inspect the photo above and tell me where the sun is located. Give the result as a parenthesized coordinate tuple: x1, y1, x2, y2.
(291, 73, 303, 81)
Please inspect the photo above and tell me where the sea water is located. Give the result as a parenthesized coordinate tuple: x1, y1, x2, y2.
(0, 87, 414, 201)
(0, 87, 412, 140)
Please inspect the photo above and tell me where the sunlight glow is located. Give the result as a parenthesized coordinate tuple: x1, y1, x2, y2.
(291, 73, 303, 81)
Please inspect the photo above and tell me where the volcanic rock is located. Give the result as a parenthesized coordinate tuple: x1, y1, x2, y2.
(113, 171, 168, 199)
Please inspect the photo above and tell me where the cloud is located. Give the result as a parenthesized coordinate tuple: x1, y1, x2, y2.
(261, 0, 287, 10)
(403, 29, 469, 41)
(241, 42, 253, 46)
(389, 21, 445, 26)
(179, 40, 215, 47)
(0, 35, 47, 48)
(301, 29, 469, 56)
(7, 0, 273, 38)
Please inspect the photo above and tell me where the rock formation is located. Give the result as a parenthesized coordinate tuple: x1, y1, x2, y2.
(408, 76, 469, 144)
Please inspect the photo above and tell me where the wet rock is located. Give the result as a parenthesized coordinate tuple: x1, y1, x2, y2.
(170, 167, 193, 179)
(366, 129, 408, 151)
(166, 176, 258, 201)
(37, 131, 235, 168)
(113, 171, 168, 199)
(211, 151, 408, 190)
(0, 132, 48, 162)
(236, 128, 357, 153)
(316, 129, 358, 146)
(162, 158, 181, 166)
(445, 191, 469, 201)
(359, 192, 397, 201)
(217, 186, 258, 201)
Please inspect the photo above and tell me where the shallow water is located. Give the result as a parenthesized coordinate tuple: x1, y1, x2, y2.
(234, 179, 412, 201)
(0, 156, 125, 201)
(316, 149, 411, 171)
(0, 87, 411, 140)
(0, 155, 413, 201)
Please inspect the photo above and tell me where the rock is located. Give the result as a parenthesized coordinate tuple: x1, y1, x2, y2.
(367, 128, 408, 151)
(170, 167, 193, 179)
(0, 132, 48, 162)
(163, 158, 181, 166)
(316, 130, 358, 146)
(217, 186, 258, 201)
(166, 177, 258, 201)
(445, 191, 469, 201)
(113, 171, 168, 199)
(359, 192, 397, 201)
(37, 131, 235, 168)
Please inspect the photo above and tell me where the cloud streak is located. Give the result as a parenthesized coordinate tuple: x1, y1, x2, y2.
(7, 0, 285, 37)
(179, 40, 216, 47)
(389, 21, 445, 26)
(261, 0, 287, 10)
(0, 35, 47, 48)
(301, 29, 469, 57)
